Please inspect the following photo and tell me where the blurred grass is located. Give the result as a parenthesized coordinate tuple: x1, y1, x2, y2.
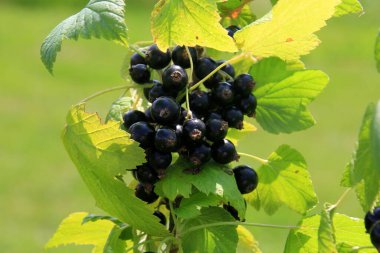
(0, 0, 379, 252)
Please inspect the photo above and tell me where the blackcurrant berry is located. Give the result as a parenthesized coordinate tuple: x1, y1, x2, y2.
(148, 82, 170, 103)
(188, 142, 211, 166)
(234, 74, 256, 96)
(153, 210, 167, 225)
(145, 44, 171, 69)
(144, 107, 154, 123)
(211, 139, 239, 164)
(135, 183, 159, 204)
(237, 94, 257, 117)
(146, 149, 172, 170)
(162, 65, 188, 92)
(129, 64, 150, 84)
(194, 57, 223, 89)
(206, 119, 228, 142)
(135, 163, 159, 184)
(189, 90, 209, 114)
(172, 46, 198, 69)
(370, 224, 380, 249)
(123, 110, 146, 130)
(128, 121, 155, 148)
(216, 60, 235, 78)
(183, 118, 206, 143)
(130, 52, 146, 66)
(212, 82, 235, 106)
(223, 204, 240, 221)
(233, 165, 259, 194)
(226, 25, 240, 38)
(207, 112, 223, 121)
(223, 107, 244, 129)
(365, 207, 380, 232)
(151, 97, 180, 125)
(155, 128, 178, 152)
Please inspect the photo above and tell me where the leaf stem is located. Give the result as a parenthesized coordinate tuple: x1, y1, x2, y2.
(185, 46, 194, 118)
(130, 44, 146, 58)
(328, 188, 352, 211)
(80, 85, 136, 103)
(238, 152, 268, 164)
(169, 201, 179, 234)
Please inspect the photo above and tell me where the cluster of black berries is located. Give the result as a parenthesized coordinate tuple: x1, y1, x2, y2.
(365, 207, 380, 250)
(125, 34, 258, 222)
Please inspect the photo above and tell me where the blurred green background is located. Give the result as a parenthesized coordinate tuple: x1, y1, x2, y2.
(1, 0, 380, 252)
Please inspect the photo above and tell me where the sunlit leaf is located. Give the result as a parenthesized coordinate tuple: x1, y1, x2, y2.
(334, 0, 364, 17)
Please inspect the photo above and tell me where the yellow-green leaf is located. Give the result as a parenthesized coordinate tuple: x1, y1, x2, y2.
(334, 0, 364, 17)
(376, 31, 380, 73)
(237, 226, 262, 253)
(151, 0, 237, 52)
(234, 0, 341, 60)
(227, 121, 257, 145)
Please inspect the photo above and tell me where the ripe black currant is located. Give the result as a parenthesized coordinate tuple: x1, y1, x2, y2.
(172, 46, 198, 68)
(194, 57, 223, 89)
(146, 149, 172, 170)
(223, 204, 240, 221)
(162, 65, 188, 92)
(206, 119, 228, 142)
(130, 52, 146, 66)
(233, 165, 259, 194)
(151, 97, 180, 125)
(189, 90, 209, 114)
(144, 107, 154, 123)
(370, 224, 380, 250)
(188, 142, 211, 166)
(234, 74, 256, 97)
(129, 64, 150, 84)
(148, 82, 172, 103)
(128, 121, 155, 148)
(365, 207, 380, 232)
(155, 128, 179, 152)
(216, 60, 235, 78)
(153, 210, 167, 225)
(226, 25, 240, 37)
(223, 107, 244, 129)
(237, 94, 257, 117)
(183, 118, 206, 143)
(145, 44, 171, 69)
(123, 110, 146, 129)
(212, 82, 235, 106)
(207, 112, 223, 121)
(211, 139, 239, 164)
(135, 163, 159, 184)
(135, 183, 159, 204)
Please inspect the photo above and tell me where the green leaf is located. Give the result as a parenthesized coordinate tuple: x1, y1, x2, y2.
(103, 226, 126, 253)
(248, 145, 318, 215)
(106, 90, 144, 123)
(334, 0, 364, 17)
(284, 213, 376, 253)
(46, 212, 114, 252)
(40, 0, 127, 73)
(236, 226, 262, 253)
(227, 121, 257, 145)
(219, 1, 256, 27)
(82, 214, 125, 228)
(270, 0, 278, 5)
(63, 104, 169, 237)
(151, 0, 237, 52)
(175, 191, 221, 219)
(234, 0, 340, 60)
(251, 60, 329, 134)
(341, 102, 380, 211)
(318, 203, 337, 253)
(181, 207, 239, 253)
(376, 31, 380, 73)
(155, 158, 246, 219)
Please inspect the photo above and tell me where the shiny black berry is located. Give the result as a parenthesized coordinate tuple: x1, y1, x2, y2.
(123, 110, 146, 129)
(238, 94, 257, 117)
(145, 44, 171, 69)
(226, 25, 240, 37)
(189, 90, 209, 114)
(135, 163, 159, 184)
(217, 60, 235, 78)
(130, 52, 146, 66)
(155, 128, 178, 152)
(162, 65, 188, 91)
(224, 107, 244, 129)
(146, 149, 172, 170)
(211, 139, 239, 164)
(129, 121, 155, 148)
(129, 64, 150, 84)
(172, 46, 198, 68)
(189, 143, 211, 166)
(207, 112, 223, 121)
(365, 207, 380, 232)
(233, 165, 259, 194)
(194, 57, 223, 89)
(370, 224, 380, 249)
(183, 118, 206, 143)
(212, 82, 235, 106)
(223, 204, 240, 221)
(151, 97, 180, 125)
(206, 119, 228, 142)
(135, 183, 159, 204)
(147, 82, 176, 103)
(234, 74, 255, 96)
(153, 210, 167, 225)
